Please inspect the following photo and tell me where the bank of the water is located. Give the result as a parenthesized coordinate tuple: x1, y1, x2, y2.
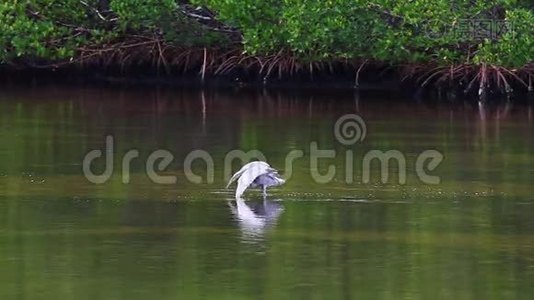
(1, 1, 533, 100)
(3, 63, 534, 103)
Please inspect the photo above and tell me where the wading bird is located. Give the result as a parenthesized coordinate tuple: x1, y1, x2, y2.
(226, 161, 285, 198)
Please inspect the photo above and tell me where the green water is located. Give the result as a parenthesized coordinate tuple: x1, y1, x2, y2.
(1, 85, 534, 299)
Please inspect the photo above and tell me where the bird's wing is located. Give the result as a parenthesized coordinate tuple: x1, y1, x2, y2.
(235, 162, 271, 198)
(226, 166, 246, 188)
(226, 161, 269, 189)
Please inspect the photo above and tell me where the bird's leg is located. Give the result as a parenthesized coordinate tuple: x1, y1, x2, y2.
(262, 186, 267, 198)
(262, 191, 267, 203)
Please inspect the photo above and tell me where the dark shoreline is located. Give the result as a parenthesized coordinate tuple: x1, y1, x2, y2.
(2, 64, 534, 104)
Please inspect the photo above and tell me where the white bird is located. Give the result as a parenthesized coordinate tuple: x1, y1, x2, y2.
(226, 161, 285, 198)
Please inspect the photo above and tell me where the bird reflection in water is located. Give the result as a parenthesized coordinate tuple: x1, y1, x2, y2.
(228, 197, 284, 244)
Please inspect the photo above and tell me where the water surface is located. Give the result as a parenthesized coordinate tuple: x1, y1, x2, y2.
(1, 85, 534, 299)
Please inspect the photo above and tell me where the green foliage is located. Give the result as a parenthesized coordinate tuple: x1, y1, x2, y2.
(110, 0, 227, 46)
(0, 0, 228, 64)
(193, 0, 534, 67)
(473, 8, 534, 66)
(110, 0, 176, 31)
(0, 1, 75, 61)
(0, 0, 532, 68)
